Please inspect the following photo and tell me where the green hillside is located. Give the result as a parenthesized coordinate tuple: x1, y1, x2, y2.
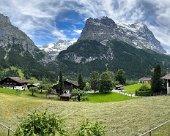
(57, 40, 170, 79)
(0, 44, 58, 82)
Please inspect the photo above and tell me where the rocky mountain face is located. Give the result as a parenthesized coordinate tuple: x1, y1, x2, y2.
(57, 17, 170, 78)
(0, 13, 42, 56)
(79, 17, 166, 54)
(40, 39, 76, 60)
(0, 13, 57, 81)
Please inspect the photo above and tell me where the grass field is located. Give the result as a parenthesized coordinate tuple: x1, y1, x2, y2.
(152, 121, 170, 136)
(0, 88, 170, 135)
(124, 83, 151, 94)
(87, 92, 133, 103)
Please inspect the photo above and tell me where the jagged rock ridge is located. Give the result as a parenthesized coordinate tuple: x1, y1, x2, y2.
(0, 13, 39, 56)
(79, 16, 166, 53)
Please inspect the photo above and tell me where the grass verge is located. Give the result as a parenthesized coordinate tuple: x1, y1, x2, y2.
(124, 83, 151, 94)
(87, 92, 133, 103)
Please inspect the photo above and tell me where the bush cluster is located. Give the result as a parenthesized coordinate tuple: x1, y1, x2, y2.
(15, 110, 105, 136)
(135, 84, 152, 96)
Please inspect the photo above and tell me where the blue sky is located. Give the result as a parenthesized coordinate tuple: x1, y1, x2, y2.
(0, 0, 170, 52)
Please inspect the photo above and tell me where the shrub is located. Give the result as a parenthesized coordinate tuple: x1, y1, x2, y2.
(15, 110, 66, 136)
(135, 84, 152, 96)
(76, 120, 105, 136)
(29, 87, 39, 96)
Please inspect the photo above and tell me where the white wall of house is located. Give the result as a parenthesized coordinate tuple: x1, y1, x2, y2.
(5, 86, 27, 90)
(167, 80, 170, 95)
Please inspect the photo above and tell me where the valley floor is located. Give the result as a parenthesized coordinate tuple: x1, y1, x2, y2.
(0, 92, 170, 135)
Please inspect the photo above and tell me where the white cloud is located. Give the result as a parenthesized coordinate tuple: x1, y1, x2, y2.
(52, 30, 67, 40)
(73, 29, 82, 34)
(0, 0, 170, 51)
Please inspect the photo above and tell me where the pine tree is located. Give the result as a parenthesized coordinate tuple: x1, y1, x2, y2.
(78, 74, 85, 90)
(151, 65, 162, 94)
(90, 71, 100, 92)
(58, 71, 63, 95)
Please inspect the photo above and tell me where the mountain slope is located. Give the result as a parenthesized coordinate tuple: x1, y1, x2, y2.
(79, 17, 166, 53)
(0, 13, 57, 81)
(0, 13, 41, 56)
(57, 40, 170, 78)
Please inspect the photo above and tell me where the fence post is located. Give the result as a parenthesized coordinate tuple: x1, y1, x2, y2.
(8, 127, 10, 136)
(149, 131, 151, 136)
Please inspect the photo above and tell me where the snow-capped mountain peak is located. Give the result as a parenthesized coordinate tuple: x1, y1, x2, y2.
(40, 39, 77, 60)
(79, 17, 166, 53)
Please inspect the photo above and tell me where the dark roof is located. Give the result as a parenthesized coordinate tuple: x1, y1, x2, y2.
(64, 79, 79, 87)
(8, 77, 27, 84)
(60, 93, 71, 98)
(139, 77, 151, 81)
(161, 74, 170, 80)
(52, 79, 79, 89)
(52, 84, 60, 89)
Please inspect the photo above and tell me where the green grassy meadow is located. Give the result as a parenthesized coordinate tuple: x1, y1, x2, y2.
(0, 88, 170, 135)
(124, 83, 151, 94)
(87, 92, 133, 103)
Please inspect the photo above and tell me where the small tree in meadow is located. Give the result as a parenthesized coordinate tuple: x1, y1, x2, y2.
(72, 89, 86, 101)
(29, 87, 39, 96)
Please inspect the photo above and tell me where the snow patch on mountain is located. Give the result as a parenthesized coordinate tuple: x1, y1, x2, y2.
(79, 17, 166, 54)
(40, 39, 77, 60)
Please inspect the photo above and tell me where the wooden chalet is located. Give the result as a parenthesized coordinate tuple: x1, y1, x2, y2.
(161, 74, 170, 95)
(52, 79, 79, 94)
(139, 77, 151, 84)
(0, 77, 28, 90)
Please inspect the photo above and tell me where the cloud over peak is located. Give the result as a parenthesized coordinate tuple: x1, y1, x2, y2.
(0, 0, 169, 52)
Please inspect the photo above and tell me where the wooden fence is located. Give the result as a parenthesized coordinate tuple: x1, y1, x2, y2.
(0, 123, 14, 136)
(139, 119, 170, 136)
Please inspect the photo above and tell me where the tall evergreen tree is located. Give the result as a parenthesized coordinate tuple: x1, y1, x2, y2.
(58, 71, 63, 94)
(90, 71, 100, 92)
(115, 69, 126, 85)
(151, 65, 162, 94)
(78, 74, 85, 90)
